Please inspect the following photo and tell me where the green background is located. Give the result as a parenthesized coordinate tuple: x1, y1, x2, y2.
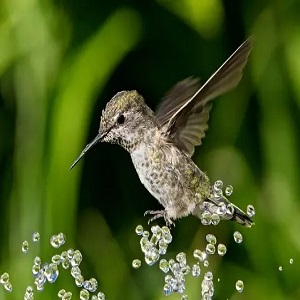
(0, 0, 300, 299)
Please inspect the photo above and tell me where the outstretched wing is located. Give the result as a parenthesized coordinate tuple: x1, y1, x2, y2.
(155, 37, 253, 156)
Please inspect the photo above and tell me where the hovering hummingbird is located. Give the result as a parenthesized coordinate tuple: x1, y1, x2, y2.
(71, 38, 254, 227)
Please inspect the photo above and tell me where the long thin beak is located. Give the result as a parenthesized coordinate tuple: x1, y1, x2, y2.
(70, 133, 103, 170)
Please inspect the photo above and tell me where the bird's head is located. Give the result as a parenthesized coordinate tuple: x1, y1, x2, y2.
(70, 90, 156, 169)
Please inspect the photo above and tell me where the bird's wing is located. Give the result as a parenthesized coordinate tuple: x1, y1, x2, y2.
(155, 37, 253, 157)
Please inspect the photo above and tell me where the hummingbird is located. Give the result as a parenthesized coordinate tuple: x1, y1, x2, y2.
(70, 37, 254, 228)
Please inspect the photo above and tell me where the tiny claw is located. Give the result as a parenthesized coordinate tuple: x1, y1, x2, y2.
(144, 210, 151, 216)
(147, 217, 156, 225)
(166, 218, 175, 228)
(143, 209, 175, 228)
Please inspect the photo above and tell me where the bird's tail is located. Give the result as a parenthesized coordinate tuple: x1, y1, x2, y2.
(230, 203, 254, 228)
(194, 195, 255, 228)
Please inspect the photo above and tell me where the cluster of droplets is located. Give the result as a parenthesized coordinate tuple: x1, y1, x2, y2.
(50, 232, 67, 249)
(33, 232, 104, 299)
(24, 286, 34, 300)
(0, 272, 12, 292)
(133, 224, 173, 268)
(162, 252, 189, 297)
(133, 222, 249, 299)
(133, 224, 190, 299)
(198, 180, 256, 226)
(278, 258, 294, 272)
(201, 271, 214, 300)
(32, 256, 59, 291)
(1, 231, 106, 299)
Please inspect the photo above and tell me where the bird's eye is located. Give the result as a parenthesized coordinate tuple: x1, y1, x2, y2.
(117, 114, 125, 124)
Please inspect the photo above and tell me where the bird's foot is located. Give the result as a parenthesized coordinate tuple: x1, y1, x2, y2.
(144, 210, 175, 228)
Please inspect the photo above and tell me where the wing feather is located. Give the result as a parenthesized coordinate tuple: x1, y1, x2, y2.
(155, 37, 253, 156)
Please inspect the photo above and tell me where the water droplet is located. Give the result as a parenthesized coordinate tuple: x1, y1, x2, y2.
(201, 211, 212, 225)
(225, 185, 233, 196)
(279, 266, 283, 271)
(132, 259, 141, 269)
(290, 258, 294, 264)
(142, 230, 150, 238)
(83, 280, 93, 292)
(176, 252, 186, 265)
(202, 272, 214, 298)
(4, 282, 12, 292)
(206, 234, 217, 245)
(151, 225, 160, 235)
(58, 289, 66, 298)
(168, 259, 175, 269)
(193, 249, 207, 262)
(32, 232, 40, 242)
(25, 285, 34, 295)
(159, 259, 169, 273)
(150, 234, 159, 245)
(181, 265, 190, 275)
(34, 266, 46, 287)
(67, 248, 75, 260)
(173, 263, 182, 275)
(34, 256, 41, 265)
(89, 278, 98, 292)
(158, 240, 168, 255)
(80, 289, 90, 300)
(161, 226, 170, 234)
(25, 285, 34, 300)
(36, 283, 44, 292)
(62, 259, 70, 269)
(172, 278, 185, 294)
(217, 244, 227, 256)
(204, 271, 213, 281)
(140, 236, 150, 251)
(217, 278, 220, 282)
(71, 266, 81, 278)
(235, 280, 244, 292)
(97, 291, 105, 300)
(75, 275, 85, 287)
(140, 243, 152, 255)
(192, 264, 201, 277)
(52, 254, 62, 265)
(214, 180, 223, 191)
(181, 295, 188, 300)
(233, 231, 243, 243)
(45, 263, 59, 283)
(22, 240, 29, 253)
(61, 251, 67, 259)
(0, 272, 9, 284)
(203, 260, 209, 267)
(247, 205, 255, 217)
(70, 250, 83, 267)
(50, 235, 60, 248)
(145, 248, 159, 265)
(62, 291, 72, 300)
(58, 232, 66, 245)
(211, 213, 220, 225)
(163, 232, 172, 244)
(163, 283, 172, 296)
(32, 264, 40, 275)
(135, 225, 143, 235)
(206, 244, 215, 255)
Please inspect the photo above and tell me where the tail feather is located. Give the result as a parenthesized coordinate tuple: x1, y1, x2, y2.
(195, 195, 255, 228)
(230, 203, 254, 228)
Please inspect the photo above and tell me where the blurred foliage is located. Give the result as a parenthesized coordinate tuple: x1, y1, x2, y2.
(0, 0, 300, 299)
